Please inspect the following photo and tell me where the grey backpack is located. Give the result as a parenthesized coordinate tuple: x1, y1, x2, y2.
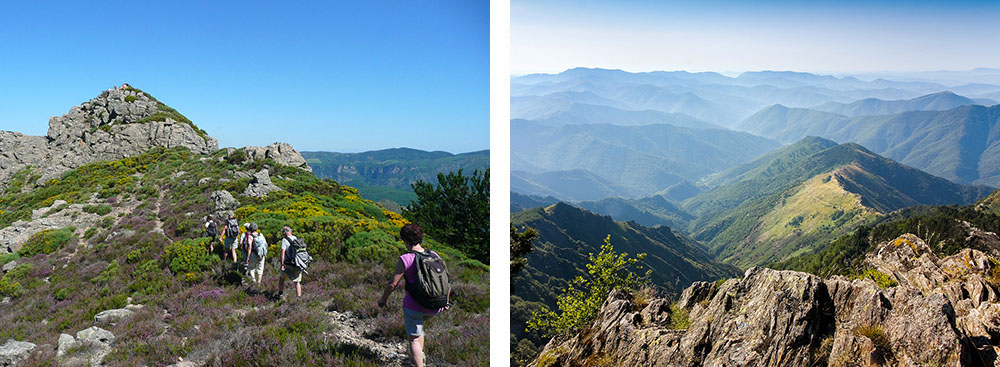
(405, 250, 450, 309)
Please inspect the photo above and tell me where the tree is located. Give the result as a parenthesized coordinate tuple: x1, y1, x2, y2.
(511, 224, 538, 291)
(526, 235, 649, 338)
(404, 169, 489, 263)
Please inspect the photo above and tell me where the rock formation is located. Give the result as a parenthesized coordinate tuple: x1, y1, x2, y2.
(0, 84, 218, 186)
(532, 233, 1000, 367)
(0, 339, 36, 366)
(242, 142, 312, 172)
(244, 169, 283, 198)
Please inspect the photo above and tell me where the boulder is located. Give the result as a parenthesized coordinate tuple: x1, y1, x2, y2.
(76, 326, 115, 346)
(0, 339, 36, 367)
(94, 307, 135, 324)
(210, 190, 240, 212)
(244, 169, 282, 198)
(56, 334, 79, 357)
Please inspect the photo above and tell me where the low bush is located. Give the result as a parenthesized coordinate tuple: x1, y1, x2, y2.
(83, 204, 113, 215)
(19, 228, 75, 256)
(163, 237, 215, 274)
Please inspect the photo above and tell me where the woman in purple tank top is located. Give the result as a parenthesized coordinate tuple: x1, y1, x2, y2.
(377, 223, 451, 367)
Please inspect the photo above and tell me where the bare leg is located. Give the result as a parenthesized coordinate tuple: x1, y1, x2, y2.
(232, 247, 238, 263)
(409, 335, 425, 367)
(295, 282, 302, 297)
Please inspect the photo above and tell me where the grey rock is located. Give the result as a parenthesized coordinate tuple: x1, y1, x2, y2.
(532, 233, 999, 367)
(76, 326, 114, 346)
(0, 339, 36, 367)
(210, 190, 239, 212)
(244, 169, 282, 198)
(56, 333, 79, 357)
(242, 142, 312, 172)
(2, 261, 16, 274)
(94, 308, 135, 324)
(198, 177, 212, 185)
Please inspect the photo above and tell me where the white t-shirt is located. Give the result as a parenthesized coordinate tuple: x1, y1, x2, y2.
(281, 234, 298, 251)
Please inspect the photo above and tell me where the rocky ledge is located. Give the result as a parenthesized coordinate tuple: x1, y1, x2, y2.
(533, 233, 1000, 367)
(0, 84, 218, 186)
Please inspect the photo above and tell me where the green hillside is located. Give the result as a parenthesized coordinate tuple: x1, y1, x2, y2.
(736, 104, 1000, 186)
(685, 137, 992, 267)
(303, 148, 489, 205)
(0, 147, 488, 366)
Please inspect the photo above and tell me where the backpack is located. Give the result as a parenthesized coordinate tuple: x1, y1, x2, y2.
(405, 250, 450, 309)
(226, 218, 239, 238)
(252, 234, 267, 258)
(205, 221, 218, 238)
(283, 236, 313, 271)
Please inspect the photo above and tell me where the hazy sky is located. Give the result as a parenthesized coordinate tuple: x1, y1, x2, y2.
(512, 0, 1000, 76)
(0, 1, 488, 153)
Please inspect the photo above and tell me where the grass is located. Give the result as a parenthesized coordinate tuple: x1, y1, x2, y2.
(853, 324, 893, 362)
(666, 303, 691, 330)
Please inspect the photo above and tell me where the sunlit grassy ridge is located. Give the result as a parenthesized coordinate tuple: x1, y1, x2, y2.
(0, 147, 488, 366)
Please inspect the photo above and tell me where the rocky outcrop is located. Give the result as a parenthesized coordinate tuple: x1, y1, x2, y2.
(0, 84, 218, 187)
(533, 233, 1000, 367)
(0, 198, 104, 254)
(244, 169, 282, 198)
(0, 339, 36, 366)
(242, 142, 312, 172)
(210, 190, 240, 218)
(57, 327, 115, 365)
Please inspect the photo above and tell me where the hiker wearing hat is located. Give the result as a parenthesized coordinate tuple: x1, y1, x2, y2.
(244, 222, 267, 285)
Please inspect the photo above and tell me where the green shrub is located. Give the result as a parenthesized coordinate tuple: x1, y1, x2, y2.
(54, 288, 71, 301)
(854, 268, 897, 289)
(0, 253, 19, 267)
(91, 260, 120, 284)
(527, 235, 649, 337)
(163, 238, 215, 274)
(0, 263, 34, 298)
(125, 95, 138, 102)
(19, 228, 75, 256)
(83, 204, 112, 216)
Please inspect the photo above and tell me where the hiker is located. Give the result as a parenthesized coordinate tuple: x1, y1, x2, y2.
(204, 216, 218, 254)
(279, 226, 304, 297)
(244, 222, 267, 285)
(377, 223, 451, 367)
(237, 223, 253, 265)
(219, 214, 240, 262)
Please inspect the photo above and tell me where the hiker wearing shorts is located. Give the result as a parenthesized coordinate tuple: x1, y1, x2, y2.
(377, 224, 451, 367)
(220, 214, 240, 263)
(279, 226, 303, 297)
(245, 223, 267, 285)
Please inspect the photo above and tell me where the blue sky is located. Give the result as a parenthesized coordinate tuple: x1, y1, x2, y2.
(0, 1, 488, 153)
(512, 0, 1000, 75)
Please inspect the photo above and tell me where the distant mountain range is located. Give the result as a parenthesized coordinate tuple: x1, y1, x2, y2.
(737, 103, 1000, 186)
(811, 91, 993, 117)
(511, 120, 779, 200)
(303, 148, 488, 205)
(512, 68, 1000, 127)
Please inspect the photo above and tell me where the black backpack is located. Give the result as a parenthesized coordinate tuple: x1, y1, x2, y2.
(405, 250, 450, 309)
(225, 218, 239, 238)
(205, 221, 218, 238)
(283, 236, 313, 271)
